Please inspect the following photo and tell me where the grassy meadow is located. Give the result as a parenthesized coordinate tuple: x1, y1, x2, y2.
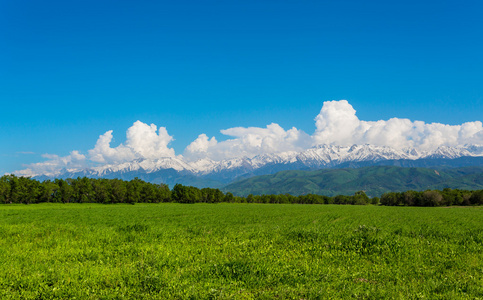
(0, 203, 482, 299)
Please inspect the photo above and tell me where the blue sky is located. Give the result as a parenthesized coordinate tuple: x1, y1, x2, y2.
(1, 0, 482, 175)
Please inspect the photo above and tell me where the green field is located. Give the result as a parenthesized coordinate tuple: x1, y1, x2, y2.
(0, 204, 482, 299)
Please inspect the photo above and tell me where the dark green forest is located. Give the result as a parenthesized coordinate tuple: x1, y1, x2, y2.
(224, 166, 483, 197)
(1, 175, 482, 206)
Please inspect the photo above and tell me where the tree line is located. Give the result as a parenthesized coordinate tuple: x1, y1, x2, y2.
(0, 175, 482, 206)
(380, 188, 483, 206)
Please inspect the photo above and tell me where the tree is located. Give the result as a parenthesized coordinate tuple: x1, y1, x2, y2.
(0, 176, 10, 204)
(353, 191, 370, 205)
(334, 195, 349, 205)
(140, 182, 157, 203)
(111, 179, 127, 203)
(38, 180, 58, 203)
(469, 190, 483, 205)
(23, 177, 40, 204)
(53, 179, 73, 203)
(224, 192, 234, 202)
(155, 183, 171, 203)
(7, 175, 21, 203)
(172, 184, 186, 203)
(71, 177, 93, 203)
(402, 190, 418, 206)
(126, 178, 142, 204)
(91, 179, 112, 204)
(380, 193, 398, 206)
(421, 190, 443, 206)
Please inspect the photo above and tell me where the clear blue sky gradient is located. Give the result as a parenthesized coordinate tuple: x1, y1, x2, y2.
(1, 0, 482, 174)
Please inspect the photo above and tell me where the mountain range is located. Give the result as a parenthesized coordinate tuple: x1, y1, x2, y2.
(33, 144, 483, 189)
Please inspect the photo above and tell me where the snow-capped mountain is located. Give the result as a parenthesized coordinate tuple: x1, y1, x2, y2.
(34, 144, 483, 187)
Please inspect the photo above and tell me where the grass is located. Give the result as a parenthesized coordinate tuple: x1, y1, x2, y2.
(0, 203, 482, 299)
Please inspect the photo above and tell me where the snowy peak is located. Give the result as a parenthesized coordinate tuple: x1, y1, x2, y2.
(90, 156, 192, 176)
(89, 144, 483, 176)
(295, 144, 418, 166)
(423, 145, 475, 159)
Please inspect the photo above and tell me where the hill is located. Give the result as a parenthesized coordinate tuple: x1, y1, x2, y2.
(223, 166, 483, 197)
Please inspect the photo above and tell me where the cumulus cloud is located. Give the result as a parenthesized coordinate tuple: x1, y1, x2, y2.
(15, 121, 176, 176)
(88, 130, 135, 164)
(88, 121, 176, 164)
(314, 100, 360, 146)
(313, 100, 483, 150)
(184, 123, 312, 161)
(184, 134, 218, 161)
(184, 100, 482, 161)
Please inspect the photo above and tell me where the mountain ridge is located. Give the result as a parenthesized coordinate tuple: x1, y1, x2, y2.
(223, 166, 483, 197)
(31, 144, 483, 187)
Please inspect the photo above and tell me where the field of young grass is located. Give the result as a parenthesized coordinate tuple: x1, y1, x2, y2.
(0, 203, 482, 299)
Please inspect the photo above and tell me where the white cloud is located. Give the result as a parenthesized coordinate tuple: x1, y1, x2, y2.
(15, 121, 176, 176)
(314, 100, 359, 146)
(313, 100, 483, 150)
(125, 121, 175, 159)
(88, 121, 176, 164)
(15, 151, 86, 177)
(184, 134, 218, 161)
(184, 123, 312, 161)
(88, 130, 135, 163)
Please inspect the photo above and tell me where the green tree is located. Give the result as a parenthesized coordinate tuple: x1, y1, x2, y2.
(469, 190, 483, 205)
(0, 175, 11, 204)
(421, 190, 444, 206)
(353, 191, 370, 205)
(156, 183, 171, 202)
(126, 178, 142, 204)
(224, 192, 234, 202)
(91, 179, 112, 203)
(38, 180, 58, 203)
(71, 177, 93, 203)
(53, 179, 73, 203)
(172, 184, 202, 203)
(111, 179, 127, 203)
(7, 175, 21, 203)
(172, 184, 186, 203)
(380, 193, 398, 206)
(140, 182, 158, 203)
